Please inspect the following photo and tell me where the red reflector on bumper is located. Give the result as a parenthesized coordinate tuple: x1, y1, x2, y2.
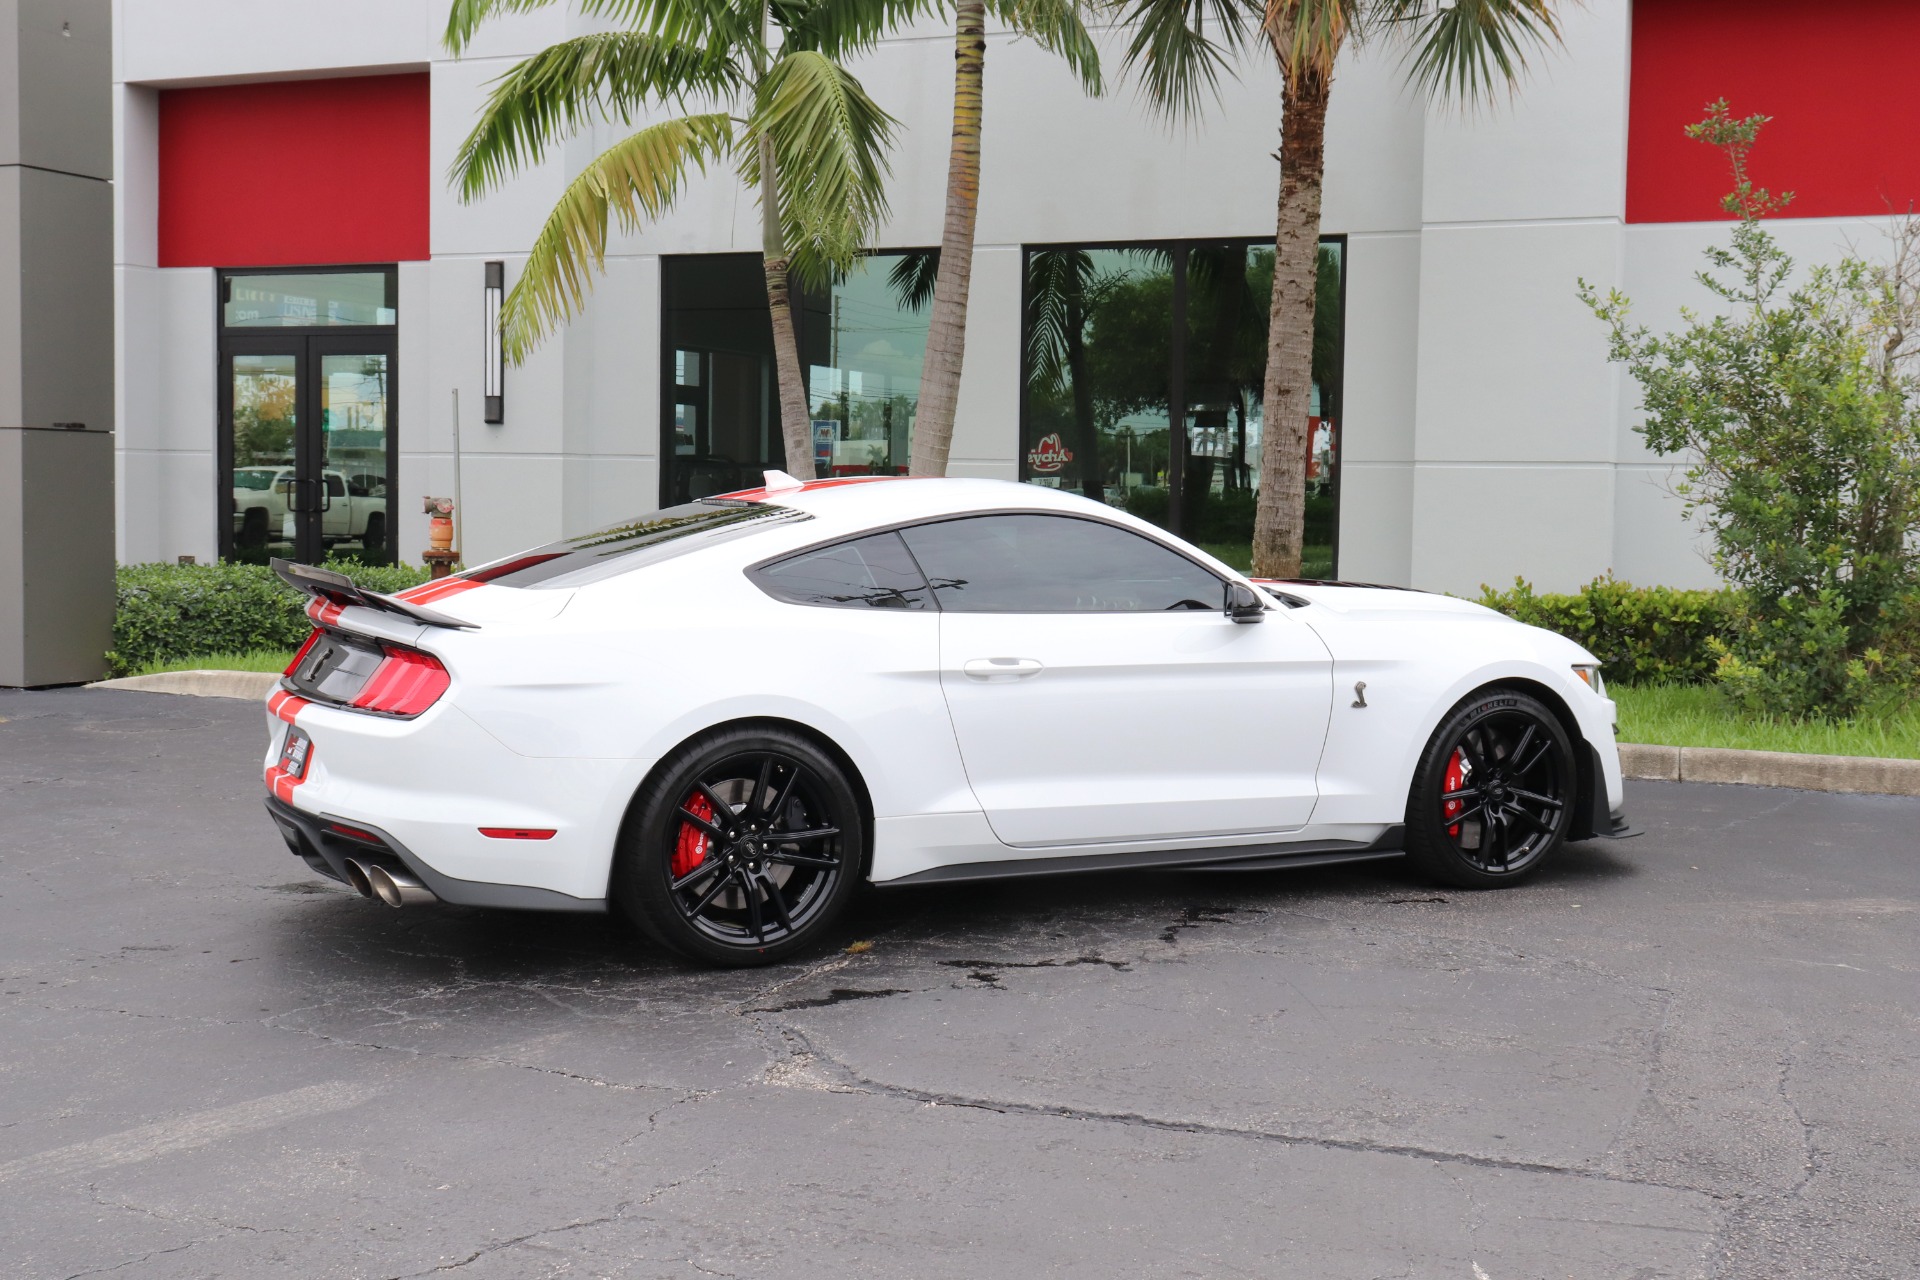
(479, 827, 557, 840)
(326, 821, 385, 845)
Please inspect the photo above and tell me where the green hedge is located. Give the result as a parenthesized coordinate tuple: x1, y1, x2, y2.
(1477, 576, 1742, 686)
(109, 558, 433, 677)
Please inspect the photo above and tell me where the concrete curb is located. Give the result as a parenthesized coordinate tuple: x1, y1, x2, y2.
(88, 670, 279, 701)
(1620, 742, 1920, 797)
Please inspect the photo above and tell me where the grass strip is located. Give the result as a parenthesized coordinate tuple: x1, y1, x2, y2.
(1614, 683, 1920, 760)
(130, 650, 297, 678)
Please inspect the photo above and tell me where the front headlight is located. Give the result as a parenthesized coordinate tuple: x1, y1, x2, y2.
(1572, 664, 1606, 697)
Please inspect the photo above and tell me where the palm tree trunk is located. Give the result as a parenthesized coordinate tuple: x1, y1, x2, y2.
(760, 132, 814, 476)
(1252, 70, 1332, 579)
(908, 0, 986, 477)
(1066, 293, 1101, 502)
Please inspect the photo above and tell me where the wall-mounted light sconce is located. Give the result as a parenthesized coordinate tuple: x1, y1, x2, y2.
(483, 261, 505, 424)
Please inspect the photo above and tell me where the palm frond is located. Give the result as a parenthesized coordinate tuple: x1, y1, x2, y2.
(1109, 0, 1253, 121)
(1263, 0, 1358, 83)
(748, 51, 899, 286)
(887, 250, 941, 311)
(501, 113, 735, 362)
(443, 0, 563, 55)
(449, 32, 740, 202)
(1026, 249, 1096, 389)
(577, 0, 762, 49)
(1371, 0, 1563, 103)
(789, 0, 937, 58)
(990, 0, 1104, 94)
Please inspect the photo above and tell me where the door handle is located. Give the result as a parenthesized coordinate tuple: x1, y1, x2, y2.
(963, 657, 1044, 681)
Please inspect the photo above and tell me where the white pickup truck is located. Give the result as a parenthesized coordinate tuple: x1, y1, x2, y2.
(233, 466, 388, 554)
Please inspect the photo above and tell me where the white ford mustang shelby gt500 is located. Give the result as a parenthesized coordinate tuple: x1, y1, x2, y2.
(263, 473, 1637, 965)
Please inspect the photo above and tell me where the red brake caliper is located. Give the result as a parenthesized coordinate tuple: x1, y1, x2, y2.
(1443, 749, 1466, 838)
(673, 792, 715, 879)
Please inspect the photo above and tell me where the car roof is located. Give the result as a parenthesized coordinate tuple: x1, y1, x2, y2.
(737, 475, 1100, 535)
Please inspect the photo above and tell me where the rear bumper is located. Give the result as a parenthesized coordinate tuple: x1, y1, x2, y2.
(263, 689, 650, 904)
(266, 793, 605, 912)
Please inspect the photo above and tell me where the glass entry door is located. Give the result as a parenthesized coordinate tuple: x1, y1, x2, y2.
(221, 333, 396, 566)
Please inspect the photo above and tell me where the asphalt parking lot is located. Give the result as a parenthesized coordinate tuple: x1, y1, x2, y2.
(2, 687, 1916, 1279)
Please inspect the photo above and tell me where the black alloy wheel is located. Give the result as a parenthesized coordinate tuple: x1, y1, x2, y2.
(616, 726, 863, 966)
(1404, 688, 1576, 888)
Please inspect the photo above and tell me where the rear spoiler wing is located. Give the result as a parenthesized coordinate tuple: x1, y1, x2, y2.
(271, 558, 478, 631)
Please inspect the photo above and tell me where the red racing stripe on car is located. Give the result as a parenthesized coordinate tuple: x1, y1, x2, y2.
(267, 689, 311, 725)
(715, 475, 924, 502)
(306, 597, 345, 626)
(396, 577, 483, 605)
(264, 761, 302, 803)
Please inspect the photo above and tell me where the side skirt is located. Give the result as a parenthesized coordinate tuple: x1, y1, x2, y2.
(878, 827, 1406, 888)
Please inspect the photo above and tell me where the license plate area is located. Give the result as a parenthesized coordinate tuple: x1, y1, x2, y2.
(277, 725, 314, 781)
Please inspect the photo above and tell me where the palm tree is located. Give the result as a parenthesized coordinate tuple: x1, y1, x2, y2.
(1110, 0, 1564, 576)
(444, 0, 917, 475)
(1025, 249, 1104, 500)
(907, 0, 1102, 477)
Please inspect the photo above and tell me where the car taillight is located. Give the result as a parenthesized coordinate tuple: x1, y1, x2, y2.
(285, 629, 322, 677)
(350, 646, 450, 718)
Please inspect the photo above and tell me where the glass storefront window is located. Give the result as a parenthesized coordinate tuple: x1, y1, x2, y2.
(229, 354, 299, 561)
(662, 252, 936, 504)
(220, 268, 398, 566)
(223, 271, 396, 328)
(799, 252, 933, 477)
(663, 256, 780, 503)
(1020, 239, 1345, 579)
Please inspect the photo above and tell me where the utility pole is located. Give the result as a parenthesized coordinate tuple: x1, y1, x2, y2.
(0, 0, 113, 686)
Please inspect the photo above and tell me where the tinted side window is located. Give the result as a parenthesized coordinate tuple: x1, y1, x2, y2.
(752, 531, 932, 610)
(325, 474, 346, 498)
(899, 515, 1223, 612)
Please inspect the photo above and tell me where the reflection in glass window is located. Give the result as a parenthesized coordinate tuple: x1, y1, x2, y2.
(229, 354, 298, 563)
(663, 256, 778, 503)
(800, 252, 935, 478)
(751, 532, 932, 609)
(899, 514, 1223, 613)
(223, 272, 395, 327)
(1021, 240, 1344, 579)
(662, 252, 936, 506)
(319, 352, 393, 565)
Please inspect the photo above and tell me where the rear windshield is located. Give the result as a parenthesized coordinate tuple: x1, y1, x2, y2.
(461, 500, 808, 589)
(234, 469, 281, 491)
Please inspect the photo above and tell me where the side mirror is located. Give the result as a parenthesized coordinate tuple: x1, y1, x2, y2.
(1226, 581, 1265, 623)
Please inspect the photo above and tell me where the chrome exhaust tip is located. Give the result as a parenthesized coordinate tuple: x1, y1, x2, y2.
(341, 858, 376, 899)
(365, 863, 437, 908)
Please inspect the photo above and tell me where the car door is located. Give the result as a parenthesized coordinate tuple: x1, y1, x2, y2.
(899, 513, 1334, 849)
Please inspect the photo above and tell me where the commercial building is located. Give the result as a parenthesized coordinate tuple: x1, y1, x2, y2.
(112, 0, 1920, 592)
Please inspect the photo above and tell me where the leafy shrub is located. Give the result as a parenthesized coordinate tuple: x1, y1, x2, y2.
(1477, 576, 1742, 686)
(1581, 103, 1920, 716)
(109, 558, 432, 677)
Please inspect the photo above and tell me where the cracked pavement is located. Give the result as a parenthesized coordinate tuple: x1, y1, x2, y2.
(2, 687, 1916, 1278)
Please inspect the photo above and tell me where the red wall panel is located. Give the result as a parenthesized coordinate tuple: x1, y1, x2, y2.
(1629, 0, 1920, 223)
(159, 74, 430, 267)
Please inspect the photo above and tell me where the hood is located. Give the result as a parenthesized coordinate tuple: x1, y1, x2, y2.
(1254, 579, 1505, 623)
